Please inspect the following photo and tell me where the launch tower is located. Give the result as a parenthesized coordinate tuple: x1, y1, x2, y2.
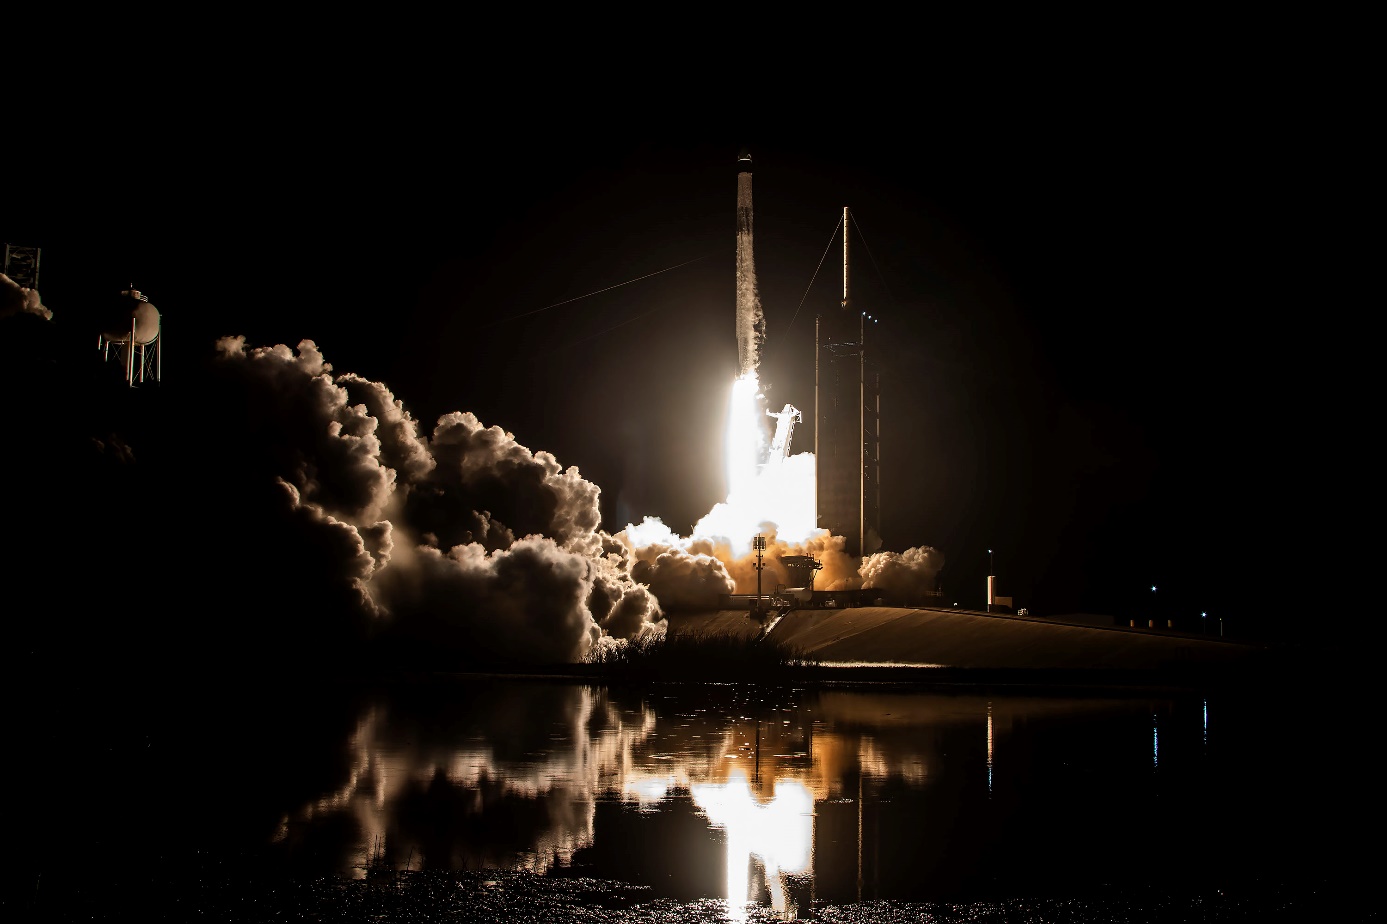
(815, 208, 880, 558)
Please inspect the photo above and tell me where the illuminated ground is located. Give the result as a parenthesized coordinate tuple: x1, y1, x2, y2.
(667, 606, 1256, 671)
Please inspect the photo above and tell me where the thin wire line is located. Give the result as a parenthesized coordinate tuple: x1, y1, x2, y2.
(538, 301, 672, 353)
(482, 255, 708, 330)
(763, 215, 843, 367)
(850, 213, 898, 311)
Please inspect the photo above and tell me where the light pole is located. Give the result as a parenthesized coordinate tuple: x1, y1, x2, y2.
(1202, 611, 1207, 634)
(753, 535, 767, 617)
(987, 549, 994, 613)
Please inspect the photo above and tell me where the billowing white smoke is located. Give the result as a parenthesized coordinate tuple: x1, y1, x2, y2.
(617, 388, 944, 603)
(0, 272, 51, 320)
(213, 337, 662, 664)
(624, 539, 736, 609)
(859, 545, 946, 604)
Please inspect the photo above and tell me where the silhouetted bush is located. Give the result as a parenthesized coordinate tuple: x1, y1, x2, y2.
(583, 631, 815, 681)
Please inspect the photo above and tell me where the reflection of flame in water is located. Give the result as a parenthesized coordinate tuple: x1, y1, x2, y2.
(858, 735, 927, 785)
(273, 687, 1123, 912)
(692, 770, 814, 921)
(987, 701, 994, 794)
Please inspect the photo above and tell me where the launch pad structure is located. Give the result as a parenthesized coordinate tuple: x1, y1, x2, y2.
(815, 207, 881, 559)
(732, 151, 880, 561)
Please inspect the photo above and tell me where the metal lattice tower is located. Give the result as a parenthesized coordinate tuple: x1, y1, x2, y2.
(814, 208, 881, 559)
(3, 244, 41, 289)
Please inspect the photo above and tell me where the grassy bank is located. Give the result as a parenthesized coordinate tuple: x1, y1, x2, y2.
(581, 631, 815, 682)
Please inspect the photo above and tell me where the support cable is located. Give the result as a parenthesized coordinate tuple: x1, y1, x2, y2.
(764, 215, 843, 367)
(539, 301, 675, 353)
(849, 214, 899, 312)
(482, 255, 708, 330)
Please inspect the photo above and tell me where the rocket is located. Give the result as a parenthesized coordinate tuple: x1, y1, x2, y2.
(735, 149, 765, 377)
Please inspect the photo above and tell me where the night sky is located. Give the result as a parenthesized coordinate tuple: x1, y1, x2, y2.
(4, 108, 1356, 644)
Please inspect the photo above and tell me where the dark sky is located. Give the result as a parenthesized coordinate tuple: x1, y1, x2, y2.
(4, 100, 1357, 635)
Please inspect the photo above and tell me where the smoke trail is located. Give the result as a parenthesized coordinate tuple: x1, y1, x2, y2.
(736, 166, 765, 375)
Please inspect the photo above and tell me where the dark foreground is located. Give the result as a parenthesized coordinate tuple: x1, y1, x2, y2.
(14, 866, 1376, 923)
(4, 655, 1372, 924)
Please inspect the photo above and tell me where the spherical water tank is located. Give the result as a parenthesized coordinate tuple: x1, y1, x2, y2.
(100, 290, 160, 345)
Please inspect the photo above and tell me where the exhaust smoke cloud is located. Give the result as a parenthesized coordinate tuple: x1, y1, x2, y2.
(209, 338, 667, 665)
(0, 272, 51, 320)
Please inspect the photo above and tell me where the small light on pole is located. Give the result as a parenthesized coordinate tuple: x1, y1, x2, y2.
(1202, 611, 1207, 634)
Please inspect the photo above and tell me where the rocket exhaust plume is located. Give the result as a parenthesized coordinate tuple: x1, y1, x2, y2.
(735, 150, 765, 377)
(613, 151, 946, 603)
(725, 370, 763, 503)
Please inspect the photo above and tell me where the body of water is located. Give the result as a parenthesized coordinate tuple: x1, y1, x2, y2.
(8, 673, 1369, 921)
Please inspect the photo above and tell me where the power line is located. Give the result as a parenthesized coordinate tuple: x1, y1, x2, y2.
(849, 213, 898, 312)
(482, 255, 708, 330)
(763, 215, 843, 368)
(540, 300, 673, 353)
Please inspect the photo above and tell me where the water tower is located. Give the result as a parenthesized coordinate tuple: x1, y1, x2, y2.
(97, 288, 161, 386)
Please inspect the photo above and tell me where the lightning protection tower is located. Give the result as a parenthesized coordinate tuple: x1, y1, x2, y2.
(815, 207, 880, 559)
(3, 243, 41, 289)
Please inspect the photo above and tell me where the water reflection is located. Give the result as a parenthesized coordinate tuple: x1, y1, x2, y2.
(693, 772, 813, 920)
(275, 683, 659, 875)
(1153, 712, 1160, 770)
(986, 700, 993, 794)
(271, 679, 1317, 914)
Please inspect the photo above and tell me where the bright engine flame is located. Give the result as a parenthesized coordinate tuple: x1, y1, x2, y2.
(708, 370, 821, 558)
(618, 370, 867, 595)
(725, 371, 764, 502)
